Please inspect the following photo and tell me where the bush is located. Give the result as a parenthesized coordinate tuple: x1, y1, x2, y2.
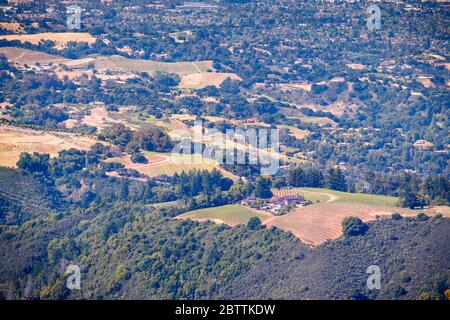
(391, 213, 403, 220)
(417, 213, 429, 221)
(254, 177, 273, 199)
(342, 216, 368, 237)
(247, 217, 262, 230)
(130, 153, 147, 164)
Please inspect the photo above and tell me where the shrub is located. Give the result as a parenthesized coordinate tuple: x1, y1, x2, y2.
(247, 217, 262, 230)
(342, 216, 368, 237)
(391, 213, 403, 220)
(130, 152, 147, 164)
(417, 213, 429, 221)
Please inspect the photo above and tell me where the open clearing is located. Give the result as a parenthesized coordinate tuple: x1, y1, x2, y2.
(266, 188, 444, 246)
(277, 125, 309, 140)
(178, 204, 272, 226)
(179, 72, 242, 89)
(65, 55, 214, 76)
(416, 76, 434, 88)
(179, 188, 447, 247)
(273, 188, 331, 204)
(0, 47, 70, 65)
(105, 151, 236, 178)
(265, 201, 415, 246)
(0, 125, 99, 167)
(300, 188, 399, 206)
(0, 22, 25, 33)
(298, 116, 336, 126)
(278, 82, 312, 92)
(1, 46, 240, 87)
(346, 63, 367, 70)
(0, 32, 96, 49)
(64, 106, 131, 130)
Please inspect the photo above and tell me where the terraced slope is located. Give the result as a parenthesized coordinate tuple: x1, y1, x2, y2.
(0, 32, 96, 49)
(0, 167, 63, 223)
(0, 47, 70, 65)
(178, 204, 272, 226)
(267, 188, 416, 246)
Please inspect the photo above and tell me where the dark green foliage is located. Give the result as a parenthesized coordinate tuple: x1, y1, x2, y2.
(225, 218, 450, 300)
(0, 164, 449, 300)
(130, 152, 147, 164)
(247, 217, 262, 230)
(416, 213, 429, 221)
(99, 124, 173, 153)
(17, 152, 50, 177)
(326, 167, 347, 192)
(254, 176, 273, 199)
(342, 217, 368, 237)
(0, 167, 64, 224)
(287, 167, 325, 188)
(52, 149, 98, 177)
(391, 213, 403, 221)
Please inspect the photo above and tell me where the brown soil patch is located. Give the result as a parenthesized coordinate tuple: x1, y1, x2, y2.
(0, 32, 96, 49)
(179, 72, 241, 89)
(0, 47, 70, 65)
(278, 83, 312, 92)
(0, 22, 25, 33)
(416, 77, 434, 88)
(346, 63, 366, 70)
(265, 203, 416, 246)
(0, 125, 99, 167)
(54, 69, 94, 81)
(64, 106, 130, 130)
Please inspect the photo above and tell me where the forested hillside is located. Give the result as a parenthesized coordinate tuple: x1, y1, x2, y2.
(0, 163, 448, 300)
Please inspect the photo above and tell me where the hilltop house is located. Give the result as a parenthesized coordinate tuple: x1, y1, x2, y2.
(241, 194, 308, 215)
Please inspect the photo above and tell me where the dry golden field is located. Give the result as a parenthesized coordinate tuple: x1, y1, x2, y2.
(0, 125, 99, 167)
(0, 47, 70, 65)
(0, 22, 25, 33)
(105, 151, 237, 179)
(179, 72, 242, 89)
(0, 32, 96, 49)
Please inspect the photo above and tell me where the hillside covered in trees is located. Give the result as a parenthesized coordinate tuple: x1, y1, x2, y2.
(0, 162, 448, 300)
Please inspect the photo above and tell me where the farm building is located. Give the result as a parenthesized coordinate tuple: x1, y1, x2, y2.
(241, 194, 308, 215)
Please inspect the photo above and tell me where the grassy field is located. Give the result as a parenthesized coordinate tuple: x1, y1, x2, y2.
(0, 125, 99, 167)
(65, 55, 214, 76)
(178, 187, 448, 246)
(179, 72, 241, 89)
(302, 188, 399, 207)
(0, 22, 25, 33)
(277, 125, 309, 140)
(178, 204, 272, 226)
(273, 188, 330, 204)
(274, 187, 399, 206)
(149, 200, 179, 208)
(0, 32, 96, 49)
(299, 116, 336, 126)
(0, 47, 70, 65)
(267, 188, 417, 246)
(105, 151, 236, 178)
(1, 46, 239, 88)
